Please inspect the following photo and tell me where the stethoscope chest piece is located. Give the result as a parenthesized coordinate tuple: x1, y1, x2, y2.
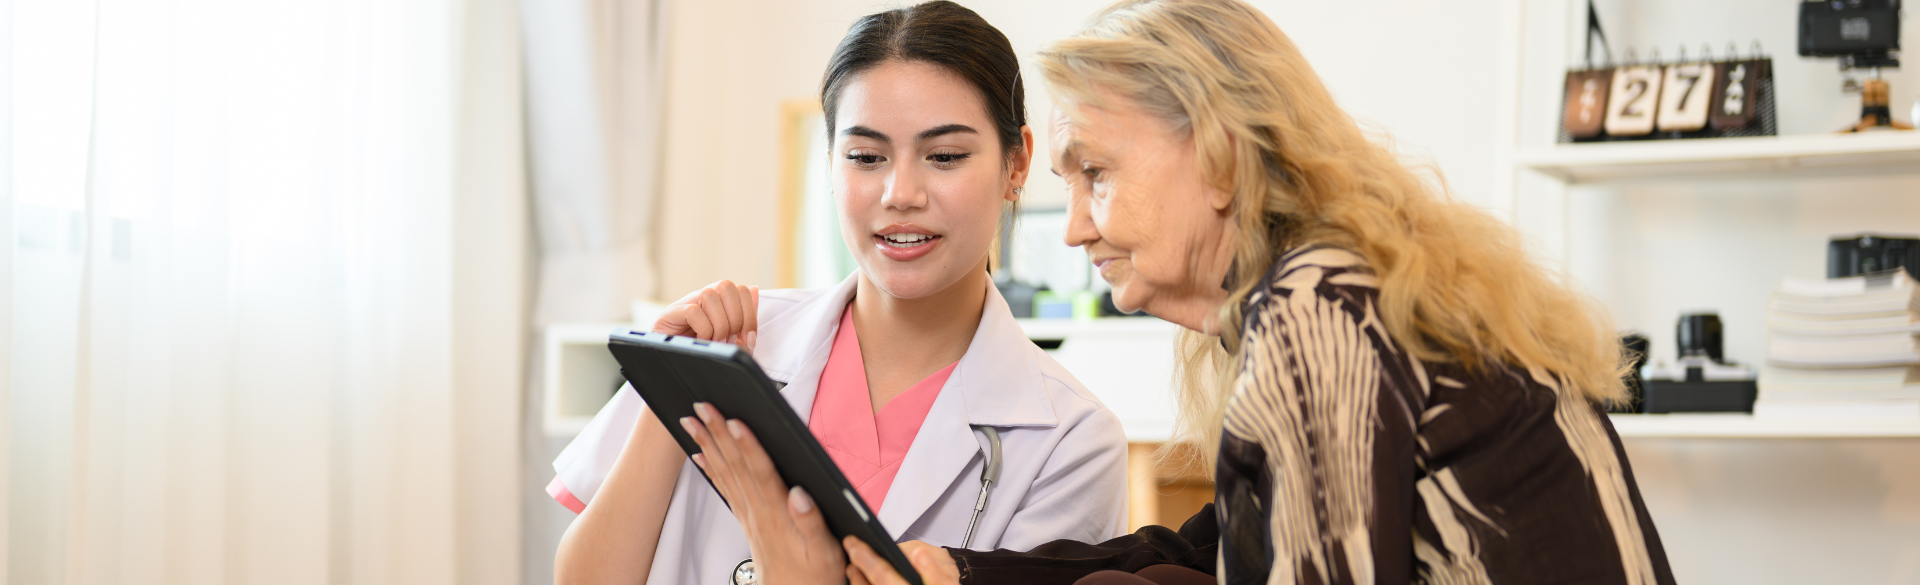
(730, 558, 758, 585)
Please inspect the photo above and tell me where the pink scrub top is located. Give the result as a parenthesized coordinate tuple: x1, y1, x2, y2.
(809, 307, 956, 513)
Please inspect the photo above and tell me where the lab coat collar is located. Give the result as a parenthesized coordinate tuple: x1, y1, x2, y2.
(752, 272, 1058, 429)
(750, 274, 859, 427)
(750, 272, 1058, 540)
(946, 278, 1058, 428)
(753, 274, 859, 390)
(875, 276, 1060, 538)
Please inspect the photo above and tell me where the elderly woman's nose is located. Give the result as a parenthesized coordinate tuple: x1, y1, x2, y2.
(1064, 189, 1099, 247)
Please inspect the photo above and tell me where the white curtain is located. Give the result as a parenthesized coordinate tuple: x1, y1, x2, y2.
(520, 0, 666, 324)
(5, 0, 529, 583)
(516, 2, 668, 582)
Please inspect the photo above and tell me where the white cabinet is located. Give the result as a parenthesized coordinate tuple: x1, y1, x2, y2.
(540, 323, 632, 436)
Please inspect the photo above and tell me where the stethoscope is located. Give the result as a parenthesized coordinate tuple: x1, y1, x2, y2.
(730, 426, 1003, 585)
(962, 425, 1002, 549)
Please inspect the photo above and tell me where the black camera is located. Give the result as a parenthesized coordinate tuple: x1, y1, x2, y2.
(1800, 0, 1903, 67)
(1828, 233, 1920, 278)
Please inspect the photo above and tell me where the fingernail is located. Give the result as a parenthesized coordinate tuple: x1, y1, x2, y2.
(694, 402, 714, 422)
(790, 486, 814, 514)
(726, 419, 744, 439)
(692, 453, 706, 468)
(747, 331, 758, 351)
(680, 416, 700, 436)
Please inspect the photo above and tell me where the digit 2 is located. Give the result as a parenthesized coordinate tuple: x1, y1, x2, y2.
(1619, 80, 1650, 116)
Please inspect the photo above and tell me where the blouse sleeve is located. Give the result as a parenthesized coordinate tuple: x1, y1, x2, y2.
(949, 504, 1219, 585)
(1215, 262, 1422, 584)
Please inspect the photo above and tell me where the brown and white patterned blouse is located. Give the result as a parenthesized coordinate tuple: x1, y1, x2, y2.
(950, 245, 1676, 584)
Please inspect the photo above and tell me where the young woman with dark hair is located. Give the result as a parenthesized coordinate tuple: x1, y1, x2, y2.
(549, 3, 1131, 584)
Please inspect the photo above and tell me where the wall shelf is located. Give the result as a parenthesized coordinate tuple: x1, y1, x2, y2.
(1608, 413, 1920, 439)
(1514, 132, 1920, 184)
(541, 323, 634, 436)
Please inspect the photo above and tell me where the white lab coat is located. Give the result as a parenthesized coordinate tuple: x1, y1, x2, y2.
(551, 274, 1130, 585)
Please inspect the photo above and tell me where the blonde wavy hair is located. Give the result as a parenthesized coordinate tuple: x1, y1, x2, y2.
(1036, 0, 1629, 465)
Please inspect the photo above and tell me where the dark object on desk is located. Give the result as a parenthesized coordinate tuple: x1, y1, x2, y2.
(1610, 333, 1650, 414)
(1829, 234, 1920, 278)
(996, 278, 1041, 319)
(1675, 312, 1724, 362)
(1643, 380, 1758, 413)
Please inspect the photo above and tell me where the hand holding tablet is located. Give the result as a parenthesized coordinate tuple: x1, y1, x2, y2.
(679, 402, 849, 584)
(683, 401, 962, 585)
(607, 331, 928, 584)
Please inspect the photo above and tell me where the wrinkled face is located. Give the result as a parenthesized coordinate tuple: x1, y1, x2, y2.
(833, 60, 1021, 299)
(1054, 96, 1229, 316)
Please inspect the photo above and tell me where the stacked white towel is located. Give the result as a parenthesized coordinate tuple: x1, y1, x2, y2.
(1757, 269, 1920, 417)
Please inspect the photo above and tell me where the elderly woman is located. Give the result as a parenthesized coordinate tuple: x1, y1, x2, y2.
(681, 0, 1676, 583)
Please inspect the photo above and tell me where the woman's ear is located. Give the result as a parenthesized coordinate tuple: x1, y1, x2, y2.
(1008, 125, 1035, 203)
(1209, 186, 1235, 212)
(1210, 132, 1240, 211)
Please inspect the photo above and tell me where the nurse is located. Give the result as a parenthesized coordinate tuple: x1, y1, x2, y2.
(549, 2, 1130, 584)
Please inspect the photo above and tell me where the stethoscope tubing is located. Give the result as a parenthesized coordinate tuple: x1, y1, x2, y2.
(961, 425, 1002, 550)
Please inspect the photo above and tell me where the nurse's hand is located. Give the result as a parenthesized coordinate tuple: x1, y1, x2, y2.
(655, 280, 759, 352)
(682, 402, 844, 585)
(845, 538, 959, 585)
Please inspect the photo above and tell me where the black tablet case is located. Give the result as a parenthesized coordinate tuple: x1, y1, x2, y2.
(607, 330, 922, 584)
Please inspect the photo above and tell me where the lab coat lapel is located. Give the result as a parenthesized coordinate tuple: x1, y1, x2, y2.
(753, 274, 861, 424)
(876, 282, 1058, 539)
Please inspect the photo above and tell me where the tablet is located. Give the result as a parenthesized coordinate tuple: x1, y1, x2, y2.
(607, 330, 922, 585)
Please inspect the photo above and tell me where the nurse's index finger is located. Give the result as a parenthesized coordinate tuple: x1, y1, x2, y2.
(714, 281, 746, 339)
(681, 418, 728, 495)
(686, 406, 758, 511)
(844, 537, 912, 585)
(745, 286, 760, 333)
(682, 306, 715, 340)
(696, 404, 773, 510)
(727, 419, 786, 496)
(745, 285, 760, 352)
(846, 564, 874, 585)
(697, 288, 735, 340)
